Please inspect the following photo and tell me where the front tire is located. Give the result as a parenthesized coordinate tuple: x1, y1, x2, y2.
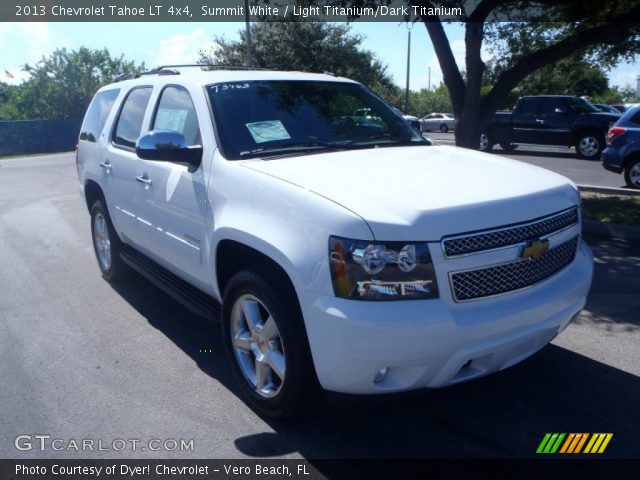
(90, 200, 128, 281)
(222, 267, 318, 418)
(624, 157, 640, 189)
(576, 132, 604, 160)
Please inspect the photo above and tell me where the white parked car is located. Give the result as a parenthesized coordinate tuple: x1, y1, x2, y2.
(421, 112, 456, 132)
(77, 67, 593, 417)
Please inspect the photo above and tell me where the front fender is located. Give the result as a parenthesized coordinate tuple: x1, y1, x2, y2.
(207, 156, 372, 300)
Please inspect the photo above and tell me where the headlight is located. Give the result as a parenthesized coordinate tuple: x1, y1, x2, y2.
(329, 236, 439, 300)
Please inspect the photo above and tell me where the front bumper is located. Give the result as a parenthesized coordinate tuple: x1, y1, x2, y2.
(302, 240, 593, 394)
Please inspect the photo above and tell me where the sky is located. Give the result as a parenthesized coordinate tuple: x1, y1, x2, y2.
(1, 21, 638, 94)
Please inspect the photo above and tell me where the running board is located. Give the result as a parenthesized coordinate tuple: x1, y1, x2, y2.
(120, 246, 221, 320)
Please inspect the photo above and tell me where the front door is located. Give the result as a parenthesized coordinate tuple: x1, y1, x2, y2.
(132, 86, 210, 288)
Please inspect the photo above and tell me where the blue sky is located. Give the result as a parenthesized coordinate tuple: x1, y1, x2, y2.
(1, 21, 638, 93)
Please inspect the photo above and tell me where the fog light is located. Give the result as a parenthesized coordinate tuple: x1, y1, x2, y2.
(373, 367, 389, 384)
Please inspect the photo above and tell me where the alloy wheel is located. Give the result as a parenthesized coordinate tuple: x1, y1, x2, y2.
(230, 294, 286, 398)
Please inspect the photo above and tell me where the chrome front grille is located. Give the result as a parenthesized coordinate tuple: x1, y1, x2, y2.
(442, 207, 578, 257)
(450, 236, 579, 302)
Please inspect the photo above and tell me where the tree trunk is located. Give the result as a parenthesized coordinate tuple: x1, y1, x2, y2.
(455, 113, 482, 149)
(455, 22, 484, 149)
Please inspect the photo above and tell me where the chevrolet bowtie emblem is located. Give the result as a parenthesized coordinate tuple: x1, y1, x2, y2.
(522, 239, 550, 260)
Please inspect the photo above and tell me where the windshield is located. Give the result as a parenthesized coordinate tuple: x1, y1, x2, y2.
(207, 80, 427, 159)
(567, 97, 599, 114)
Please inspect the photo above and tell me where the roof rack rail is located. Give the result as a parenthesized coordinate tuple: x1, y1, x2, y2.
(112, 67, 179, 83)
(112, 64, 280, 83)
(155, 63, 275, 71)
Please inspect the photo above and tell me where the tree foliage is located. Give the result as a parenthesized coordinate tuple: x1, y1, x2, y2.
(0, 82, 20, 120)
(6, 47, 143, 120)
(199, 21, 396, 91)
(484, 55, 611, 109)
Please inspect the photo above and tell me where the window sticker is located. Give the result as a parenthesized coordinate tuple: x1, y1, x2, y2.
(155, 108, 188, 133)
(246, 120, 291, 144)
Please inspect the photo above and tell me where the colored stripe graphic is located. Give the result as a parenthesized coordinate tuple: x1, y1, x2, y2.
(536, 433, 566, 453)
(584, 433, 614, 454)
(536, 433, 552, 454)
(538, 433, 613, 454)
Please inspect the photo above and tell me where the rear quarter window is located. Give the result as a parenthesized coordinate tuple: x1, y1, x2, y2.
(79, 89, 119, 142)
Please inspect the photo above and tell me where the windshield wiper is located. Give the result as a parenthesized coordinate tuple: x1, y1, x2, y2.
(348, 134, 427, 147)
(239, 140, 360, 157)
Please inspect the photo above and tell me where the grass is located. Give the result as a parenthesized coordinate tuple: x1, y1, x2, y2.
(581, 192, 640, 228)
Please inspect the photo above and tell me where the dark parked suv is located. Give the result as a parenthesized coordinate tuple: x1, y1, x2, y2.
(601, 106, 640, 188)
(481, 96, 620, 159)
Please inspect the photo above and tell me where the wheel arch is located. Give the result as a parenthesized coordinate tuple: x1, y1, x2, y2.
(623, 149, 640, 168)
(574, 127, 604, 146)
(84, 179, 105, 213)
(215, 239, 301, 309)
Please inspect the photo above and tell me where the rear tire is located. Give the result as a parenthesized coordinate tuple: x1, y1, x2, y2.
(90, 200, 128, 281)
(479, 132, 493, 152)
(576, 132, 604, 160)
(624, 157, 640, 189)
(440, 124, 449, 133)
(222, 267, 319, 418)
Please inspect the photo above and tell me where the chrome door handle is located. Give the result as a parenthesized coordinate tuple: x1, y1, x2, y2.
(99, 161, 112, 171)
(535, 119, 545, 124)
(135, 175, 152, 186)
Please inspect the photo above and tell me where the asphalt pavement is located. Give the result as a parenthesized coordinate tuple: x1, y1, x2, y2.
(426, 131, 628, 189)
(1, 153, 639, 462)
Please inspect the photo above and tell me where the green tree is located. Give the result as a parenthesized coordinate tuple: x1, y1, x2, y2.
(483, 55, 611, 109)
(409, 83, 453, 116)
(0, 82, 20, 120)
(199, 21, 396, 91)
(13, 47, 144, 120)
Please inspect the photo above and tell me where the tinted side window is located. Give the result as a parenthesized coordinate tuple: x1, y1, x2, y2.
(79, 89, 119, 142)
(629, 109, 640, 126)
(540, 98, 566, 115)
(520, 98, 541, 116)
(152, 86, 201, 146)
(113, 87, 153, 148)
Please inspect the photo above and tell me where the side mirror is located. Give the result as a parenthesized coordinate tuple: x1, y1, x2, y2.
(135, 130, 202, 169)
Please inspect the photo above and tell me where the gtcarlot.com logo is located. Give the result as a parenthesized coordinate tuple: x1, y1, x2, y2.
(536, 433, 613, 454)
(15, 435, 194, 452)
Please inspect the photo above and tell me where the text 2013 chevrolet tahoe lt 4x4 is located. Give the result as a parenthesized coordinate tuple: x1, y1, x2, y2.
(77, 67, 594, 417)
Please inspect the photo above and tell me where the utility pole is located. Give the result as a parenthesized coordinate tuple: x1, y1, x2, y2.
(405, 21, 412, 113)
(245, 0, 253, 67)
(428, 67, 431, 91)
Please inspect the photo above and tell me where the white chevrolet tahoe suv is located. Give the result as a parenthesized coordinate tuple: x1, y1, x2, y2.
(77, 66, 594, 417)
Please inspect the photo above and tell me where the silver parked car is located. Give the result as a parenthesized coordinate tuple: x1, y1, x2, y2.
(420, 112, 455, 133)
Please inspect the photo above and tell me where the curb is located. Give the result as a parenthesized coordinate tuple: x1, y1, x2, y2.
(578, 185, 640, 197)
(583, 220, 640, 241)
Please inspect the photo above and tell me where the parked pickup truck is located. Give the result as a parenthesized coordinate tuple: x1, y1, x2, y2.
(480, 95, 620, 159)
(77, 68, 593, 418)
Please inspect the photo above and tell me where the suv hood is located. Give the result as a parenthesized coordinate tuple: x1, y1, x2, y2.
(241, 145, 579, 241)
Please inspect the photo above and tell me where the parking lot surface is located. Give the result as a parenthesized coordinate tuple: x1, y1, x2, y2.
(1, 153, 639, 460)
(427, 131, 628, 189)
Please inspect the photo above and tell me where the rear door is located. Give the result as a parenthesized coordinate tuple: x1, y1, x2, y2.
(512, 98, 542, 144)
(536, 97, 573, 145)
(132, 85, 211, 288)
(104, 86, 153, 246)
